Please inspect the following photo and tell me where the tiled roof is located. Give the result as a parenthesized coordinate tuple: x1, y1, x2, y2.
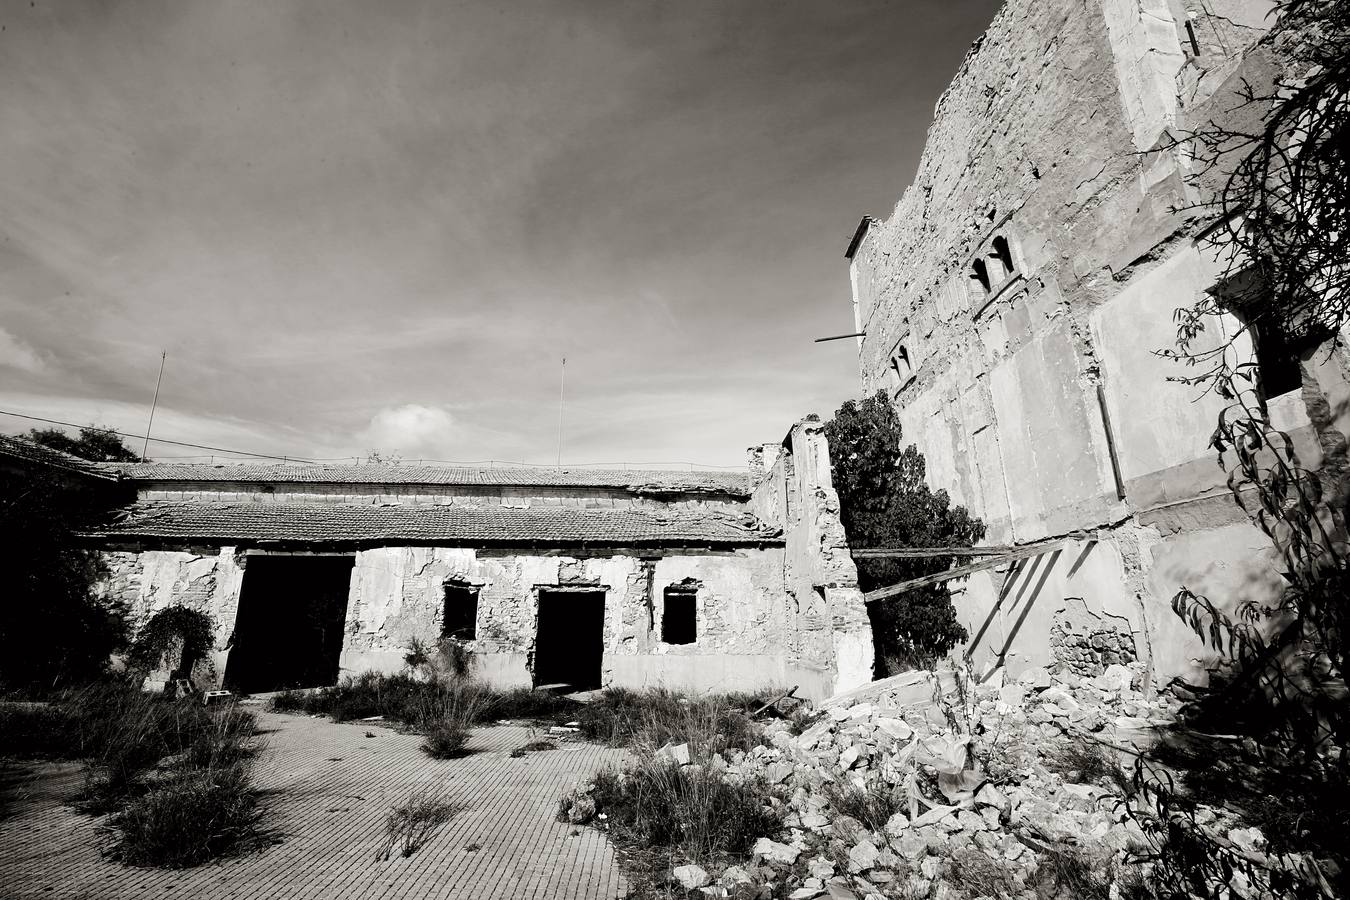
(93, 462, 750, 496)
(89, 501, 783, 548)
(0, 434, 121, 481)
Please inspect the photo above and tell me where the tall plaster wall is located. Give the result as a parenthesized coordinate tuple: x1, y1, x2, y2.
(846, 0, 1336, 685)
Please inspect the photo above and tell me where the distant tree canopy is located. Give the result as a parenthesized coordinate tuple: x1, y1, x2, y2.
(825, 391, 986, 676)
(27, 425, 140, 462)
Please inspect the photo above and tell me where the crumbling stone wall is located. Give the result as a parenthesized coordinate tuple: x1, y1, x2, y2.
(750, 418, 874, 696)
(845, 0, 1325, 684)
(100, 548, 245, 681)
(1049, 599, 1138, 677)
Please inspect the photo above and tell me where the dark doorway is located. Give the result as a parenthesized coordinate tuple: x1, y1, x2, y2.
(224, 555, 355, 693)
(533, 589, 605, 690)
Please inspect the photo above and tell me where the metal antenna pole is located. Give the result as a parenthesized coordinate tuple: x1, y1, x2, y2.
(556, 357, 566, 467)
(141, 351, 166, 462)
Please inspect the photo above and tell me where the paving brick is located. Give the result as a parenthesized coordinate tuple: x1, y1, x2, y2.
(0, 710, 629, 900)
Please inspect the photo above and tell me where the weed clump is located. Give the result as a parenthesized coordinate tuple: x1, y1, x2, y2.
(1, 680, 263, 867)
(822, 780, 904, 835)
(575, 687, 770, 751)
(585, 760, 781, 866)
(112, 764, 261, 868)
(379, 790, 461, 860)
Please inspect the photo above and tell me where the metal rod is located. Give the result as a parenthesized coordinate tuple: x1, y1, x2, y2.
(556, 356, 566, 468)
(813, 332, 867, 343)
(141, 351, 166, 462)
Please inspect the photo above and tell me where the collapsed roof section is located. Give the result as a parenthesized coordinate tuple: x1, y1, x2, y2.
(0, 434, 122, 483)
(89, 500, 783, 549)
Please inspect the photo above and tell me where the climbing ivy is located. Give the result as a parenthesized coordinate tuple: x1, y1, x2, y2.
(127, 606, 215, 680)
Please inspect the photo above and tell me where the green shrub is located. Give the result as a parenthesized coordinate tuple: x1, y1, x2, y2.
(267, 672, 581, 728)
(0, 704, 78, 758)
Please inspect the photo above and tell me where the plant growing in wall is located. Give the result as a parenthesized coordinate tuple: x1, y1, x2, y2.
(824, 390, 987, 675)
(128, 606, 216, 690)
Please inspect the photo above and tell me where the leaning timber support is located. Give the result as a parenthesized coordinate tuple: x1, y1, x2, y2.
(861, 533, 1099, 603)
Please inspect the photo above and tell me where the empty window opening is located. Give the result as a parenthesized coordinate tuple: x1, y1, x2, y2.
(971, 259, 992, 294)
(533, 588, 605, 690)
(661, 586, 698, 645)
(1211, 269, 1312, 404)
(1251, 321, 1304, 400)
(991, 235, 1016, 280)
(223, 555, 354, 693)
(887, 343, 915, 391)
(442, 583, 480, 641)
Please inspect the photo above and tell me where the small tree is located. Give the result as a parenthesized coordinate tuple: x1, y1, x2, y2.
(824, 391, 986, 675)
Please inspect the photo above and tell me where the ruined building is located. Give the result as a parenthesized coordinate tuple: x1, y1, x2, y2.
(844, 0, 1350, 683)
(44, 419, 872, 700)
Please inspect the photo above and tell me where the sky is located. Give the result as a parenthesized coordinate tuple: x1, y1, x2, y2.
(0, 0, 1000, 468)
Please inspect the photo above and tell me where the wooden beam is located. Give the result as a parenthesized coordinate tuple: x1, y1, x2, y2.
(862, 535, 1093, 603)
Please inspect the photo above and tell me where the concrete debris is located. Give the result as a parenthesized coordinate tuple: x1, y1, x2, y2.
(659, 663, 1208, 898)
(674, 864, 711, 890)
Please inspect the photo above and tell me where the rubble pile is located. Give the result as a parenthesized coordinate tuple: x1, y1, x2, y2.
(711, 664, 1177, 899)
(569, 663, 1193, 899)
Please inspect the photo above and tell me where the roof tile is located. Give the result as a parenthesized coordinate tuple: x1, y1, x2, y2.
(90, 500, 782, 548)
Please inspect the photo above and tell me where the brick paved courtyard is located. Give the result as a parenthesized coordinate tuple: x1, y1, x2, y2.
(0, 708, 630, 900)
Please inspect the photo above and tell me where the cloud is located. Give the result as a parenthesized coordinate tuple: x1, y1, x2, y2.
(0, 329, 47, 375)
(357, 404, 456, 459)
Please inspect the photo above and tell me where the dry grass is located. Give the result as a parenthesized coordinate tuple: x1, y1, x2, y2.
(378, 789, 462, 860)
(576, 687, 771, 753)
(587, 761, 780, 866)
(0, 681, 264, 867)
(822, 779, 904, 835)
(942, 847, 1022, 898)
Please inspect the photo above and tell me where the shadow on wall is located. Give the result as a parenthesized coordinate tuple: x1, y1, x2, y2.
(966, 542, 1099, 680)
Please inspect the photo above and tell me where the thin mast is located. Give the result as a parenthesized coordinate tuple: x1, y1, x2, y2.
(556, 356, 566, 467)
(141, 350, 166, 462)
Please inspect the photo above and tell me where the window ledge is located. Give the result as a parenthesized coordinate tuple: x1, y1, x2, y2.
(972, 273, 1024, 320)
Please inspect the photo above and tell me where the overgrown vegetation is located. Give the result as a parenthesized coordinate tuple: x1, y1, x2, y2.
(824, 391, 986, 675)
(0, 682, 263, 867)
(0, 466, 129, 692)
(270, 671, 582, 728)
(126, 606, 216, 687)
(1125, 3, 1350, 896)
(577, 762, 781, 886)
(574, 686, 774, 752)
